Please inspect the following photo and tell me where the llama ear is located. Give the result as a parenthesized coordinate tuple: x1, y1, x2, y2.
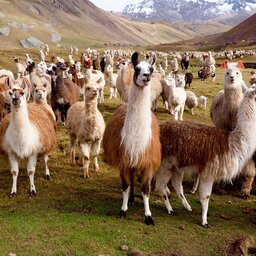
(149, 54, 156, 67)
(131, 52, 139, 67)
(237, 60, 244, 69)
(221, 60, 229, 69)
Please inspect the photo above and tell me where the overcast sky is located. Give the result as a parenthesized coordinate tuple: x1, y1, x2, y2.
(90, 0, 140, 12)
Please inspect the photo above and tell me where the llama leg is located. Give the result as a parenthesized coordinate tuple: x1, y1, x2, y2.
(240, 159, 255, 199)
(191, 108, 194, 115)
(179, 106, 185, 121)
(70, 134, 77, 166)
(162, 186, 175, 215)
(91, 139, 101, 173)
(114, 88, 117, 98)
(44, 154, 50, 180)
(9, 153, 19, 197)
(80, 143, 90, 178)
(109, 87, 114, 99)
(171, 170, 192, 211)
(141, 169, 154, 225)
(129, 168, 135, 205)
(27, 154, 38, 196)
(191, 173, 200, 194)
(118, 167, 130, 218)
(199, 176, 214, 227)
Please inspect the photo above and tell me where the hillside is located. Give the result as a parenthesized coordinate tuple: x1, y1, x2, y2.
(0, 0, 233, 49)
(150, 13, 256, 51)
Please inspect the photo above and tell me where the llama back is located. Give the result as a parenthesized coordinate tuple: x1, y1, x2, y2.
(160, 121, 229, 171)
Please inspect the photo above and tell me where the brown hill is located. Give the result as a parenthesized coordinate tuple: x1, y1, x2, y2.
(150, 13, 256, 51)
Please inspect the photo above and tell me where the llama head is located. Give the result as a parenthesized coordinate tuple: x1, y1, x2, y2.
(131, 52, 155, 87)
(223, 64, 243, 88)
(84, 80, 99, 101)
(175, 74, 185, 88)
(8, 83, 27, 108)
(33, 82, 47, 103)
(26, 62, 36, 73)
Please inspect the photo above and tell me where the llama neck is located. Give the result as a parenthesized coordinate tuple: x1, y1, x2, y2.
(11, 102, 30, 129)
(84, 98, 97, 116)
(224, 87, 243, 112)
(229, 95, 256, 175)
(121, 82, 152, 167)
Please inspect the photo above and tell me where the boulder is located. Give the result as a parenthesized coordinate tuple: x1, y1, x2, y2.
(0, 26, 10, 36)
(51, 33, 62, 43)
(20, 36, 44, 48)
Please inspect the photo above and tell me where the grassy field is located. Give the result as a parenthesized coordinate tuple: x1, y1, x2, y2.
(0, 50, 256, 256)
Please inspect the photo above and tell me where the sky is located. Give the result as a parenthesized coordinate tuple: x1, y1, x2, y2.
(90, 0, 140, 12)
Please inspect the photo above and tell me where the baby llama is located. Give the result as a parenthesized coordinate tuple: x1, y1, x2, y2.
(103, 52, 161, 225)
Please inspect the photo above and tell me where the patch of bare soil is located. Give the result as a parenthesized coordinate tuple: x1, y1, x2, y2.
(226, 236, 256, 256)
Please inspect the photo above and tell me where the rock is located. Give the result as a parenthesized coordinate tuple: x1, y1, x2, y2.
(8, 21, 33, 32)
(0, 26, 10, 36)
(121, 244, 129, 251)
(20, 37, 44, 48)
(28, 5, 40, 15)
(8, 253, 16, 256)
(51, 33, 62, 43)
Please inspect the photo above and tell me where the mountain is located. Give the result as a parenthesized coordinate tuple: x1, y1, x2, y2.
(0, 0, 235, 49)
(123, 0, 256, 24)
(149, 13, 256, 51)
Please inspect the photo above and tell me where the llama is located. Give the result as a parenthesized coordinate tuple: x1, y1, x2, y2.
(13, 57, 26, 79)
(175, 74, 185, 88)
(168, 80, 186, 120)
(39, 50, 46, 62)
(181, 53, 189, 71)
(211, 61, 255, 198)
(161, 74, 176, 110)
(170, 57, 179, 73)
(103, 52, 161, 225)
(66, 80, 105, 178)
(155, 88, 256, 227)
(185, 72, 193, 88)
(25, 54, 33, 66)
(0, 81, 56, 196)
(106, 64, 118, 99)
(48, 62, 80, 124)
(83, 58, 105, 103)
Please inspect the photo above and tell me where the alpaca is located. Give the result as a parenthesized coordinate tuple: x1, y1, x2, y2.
(185, 72, 193, 88)
(185, 90, 198, 115)
(175, 74, 185, 88)
(211, 62, 255, 198)
(106, 64, 118, 99)
(181, 53, 189, 71)
(66, 80, 105, 178)
(155, 88, 256, 227)
(103, 52, 161, 225)
(0, 82, 56, 196)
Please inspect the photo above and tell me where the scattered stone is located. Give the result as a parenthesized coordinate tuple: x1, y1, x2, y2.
(226, 236, 256, 256)
(179, 225, 185, 230)
(8, 21, 33, 32)
(227, 200, 232, 204)
(51, 33, 62, 43)
(28, 5, 40, 15)
(20, 36, 44, 48)
(121, 244, 129, 251)
(0, 26, 10, 36)
(8, 253, 16, 256)
(220, 214, 231, 220)
(129, 250, 146, 256)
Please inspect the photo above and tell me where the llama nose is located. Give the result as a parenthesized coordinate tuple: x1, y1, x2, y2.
(12, 98, 20, 106)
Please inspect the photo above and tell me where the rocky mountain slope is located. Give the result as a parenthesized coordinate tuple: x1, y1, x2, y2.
(0, 0, 234, 49)
(123, 0, 256, 24)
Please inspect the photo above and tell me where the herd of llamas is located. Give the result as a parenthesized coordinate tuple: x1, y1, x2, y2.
(0, 46, 256, 228)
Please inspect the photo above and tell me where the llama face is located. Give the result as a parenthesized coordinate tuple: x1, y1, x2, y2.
(34, 83, 47, 103)
(9, 87, 26, 107)
(224, 66, 242, 86)
(85, 82, 98, 100)
(134, 61, 154, 87)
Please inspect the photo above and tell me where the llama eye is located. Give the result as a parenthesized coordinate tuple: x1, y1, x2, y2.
(9, 91, 13, 96)
(236, 72, 239, 75)
(35, 90, 38, 92)
(226, 72, 229, 75)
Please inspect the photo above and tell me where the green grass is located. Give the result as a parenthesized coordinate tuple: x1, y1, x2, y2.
(0, 50, 256, 256)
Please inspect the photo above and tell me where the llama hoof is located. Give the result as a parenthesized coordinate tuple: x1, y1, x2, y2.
(190, 190, 196, 194)
(30, 190, 37, 196)
(9, 192, 16, 198)
(144, 216, 154, 226)
(118, 210, 126, 219)
(241, 194, 249, 200)
(84, 174, 90, 179)
(201, 223, 210, 228)
(168, 210, 176, 216)
(46, 175, 50, 180)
